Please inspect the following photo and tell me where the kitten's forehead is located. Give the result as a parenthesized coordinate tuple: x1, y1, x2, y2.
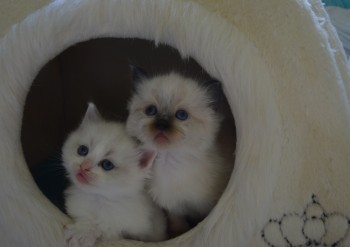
(71, 121, 137, 160)
(137, 73, 209, 110)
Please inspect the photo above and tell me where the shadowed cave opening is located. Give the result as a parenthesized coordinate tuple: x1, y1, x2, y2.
(21, 38, 236, 240)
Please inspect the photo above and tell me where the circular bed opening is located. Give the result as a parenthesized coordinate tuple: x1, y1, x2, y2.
(21, 38, 237, 241)
(3, 0, 322, 245)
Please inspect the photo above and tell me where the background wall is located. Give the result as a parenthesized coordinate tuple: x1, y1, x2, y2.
(0, 0, 50, 38)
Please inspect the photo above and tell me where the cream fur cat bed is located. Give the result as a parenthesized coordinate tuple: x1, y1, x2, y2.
(0, 0, 350, 247)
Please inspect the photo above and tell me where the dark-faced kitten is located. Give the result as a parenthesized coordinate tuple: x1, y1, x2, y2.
(126, 68, 232, 235)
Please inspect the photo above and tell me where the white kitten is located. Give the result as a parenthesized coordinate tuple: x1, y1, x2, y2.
(126, 69, 232, 234)
(63, 103, 166, 247)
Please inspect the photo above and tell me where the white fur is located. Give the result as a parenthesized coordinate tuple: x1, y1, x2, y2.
(126, 72, 231, 220)
(0, 0, 349, 247)
(63, 104, 166, 246)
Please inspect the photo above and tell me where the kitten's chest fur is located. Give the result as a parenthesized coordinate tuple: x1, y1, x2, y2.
(149, 148, 230, 216)
(66, 187, 155, 239)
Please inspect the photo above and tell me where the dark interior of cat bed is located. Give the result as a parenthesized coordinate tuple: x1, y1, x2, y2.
(21, 38, 236, 239)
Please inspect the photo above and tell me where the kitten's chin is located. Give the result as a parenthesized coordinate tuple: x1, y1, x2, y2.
(151, 132, 183, 150)
(154, 132, 170, 145)
(146, 129, 182, 149)
(76, 172, 92, 185)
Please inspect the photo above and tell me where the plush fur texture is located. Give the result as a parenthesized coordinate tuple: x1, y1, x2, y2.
(126, 72, 232, 224)
(63, 103, 166, 246)
(0, 0, 349, 247)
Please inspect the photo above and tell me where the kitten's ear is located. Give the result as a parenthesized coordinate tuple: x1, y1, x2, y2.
(130, 65, 148, 92)
(139, 150, 157, 169)
(82, 102, 102, 124)
(204, 80, 224, 110)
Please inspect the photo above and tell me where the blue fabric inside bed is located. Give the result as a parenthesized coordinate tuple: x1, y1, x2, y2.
(322, 0, 350, 9)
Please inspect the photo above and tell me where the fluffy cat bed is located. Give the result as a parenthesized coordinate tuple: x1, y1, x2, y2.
(0, 0, 350, 246)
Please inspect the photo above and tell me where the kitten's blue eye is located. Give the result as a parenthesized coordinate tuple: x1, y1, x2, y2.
(175, 110, 188, 121)
(100, 159, 115, 171)
(77, 145, 89, 156)
(145, 105, 157, 116)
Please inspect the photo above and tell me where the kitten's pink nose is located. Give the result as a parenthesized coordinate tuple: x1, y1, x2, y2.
(80, 160, 92, 171)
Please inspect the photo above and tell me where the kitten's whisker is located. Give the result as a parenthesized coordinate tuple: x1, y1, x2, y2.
(174, 128, 186, 138)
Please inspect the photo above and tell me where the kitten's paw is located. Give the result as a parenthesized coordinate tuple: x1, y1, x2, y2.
(64, 224, 99, 247)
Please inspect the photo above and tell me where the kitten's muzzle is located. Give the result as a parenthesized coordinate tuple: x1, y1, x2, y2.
(76, 160, 93, 185)
(154, 118, 171, 131)
(80, 159, 92, 171)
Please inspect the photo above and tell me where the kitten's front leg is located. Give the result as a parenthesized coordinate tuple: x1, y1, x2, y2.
(64, 222, 101, 247)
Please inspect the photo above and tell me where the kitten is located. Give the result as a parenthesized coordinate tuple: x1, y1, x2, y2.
(63, 103, 166, 247)
(126, 68, 232, 234)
